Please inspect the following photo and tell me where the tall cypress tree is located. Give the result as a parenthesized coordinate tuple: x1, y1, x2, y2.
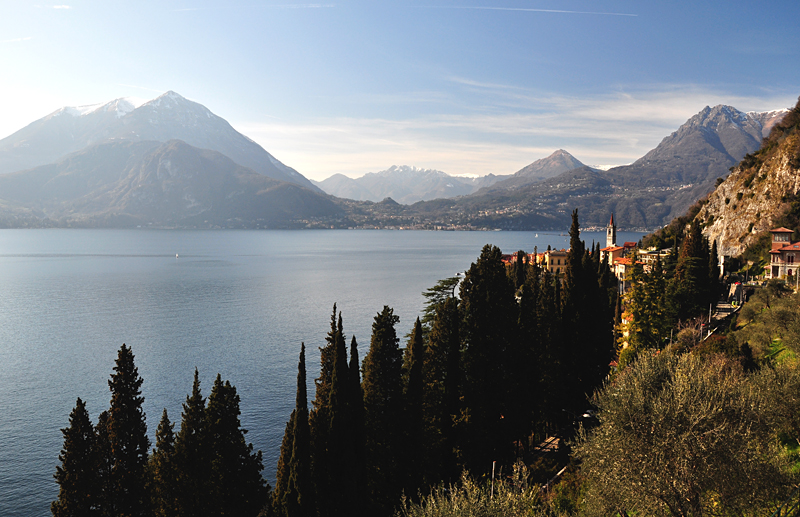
(309, 305, 338, 515)
(52, 397, 99, 517)
(362, 306, 403, 516)
(348, 336, 367, 517)
(94, 411, 113, 517)
(459, 244, 518, 472)
(149, 409, 178, 517)
(402, 317, 425, 497)
(275, 344, 313, 517)
(174, 369, 209, 517)
(421, 296, 461, 484)
(206, 374, 268, 517)
(106, 344, 149, 517)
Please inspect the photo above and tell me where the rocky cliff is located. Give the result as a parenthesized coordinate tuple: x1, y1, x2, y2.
(698, 98, 800, 257)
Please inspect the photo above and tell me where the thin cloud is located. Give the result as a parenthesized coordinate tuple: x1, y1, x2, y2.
(52, 5, 71, 8)
(424, 6, 637, 17)
(116, 83, 165, 94)
(268, 4, 336, 8)
(0, 37, 32, 43)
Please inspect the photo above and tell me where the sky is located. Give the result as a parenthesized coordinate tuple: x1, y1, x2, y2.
(1, 1, 799, 181)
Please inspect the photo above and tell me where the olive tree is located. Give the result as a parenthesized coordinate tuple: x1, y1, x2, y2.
(576, 352, 793, 517)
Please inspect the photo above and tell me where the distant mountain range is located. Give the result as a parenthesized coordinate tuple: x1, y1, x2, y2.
(380, 104, 787, 230)
(0, 92, 344, 227)
(0, 93, 790, 229)
(0, 91, 318, 190)
(313, 165, 508, 204)
(314, 150, 586, 204)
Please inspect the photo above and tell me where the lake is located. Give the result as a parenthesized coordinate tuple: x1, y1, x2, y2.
(0, 228, 643, 517)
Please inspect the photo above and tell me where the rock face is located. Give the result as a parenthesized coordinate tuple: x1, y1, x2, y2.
(698, 100, 800, 257)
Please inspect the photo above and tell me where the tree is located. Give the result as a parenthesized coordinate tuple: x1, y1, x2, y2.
(577, 352, 792, 517)
(106, 344, 150, 517)
(173, 369, 209, 517)
(421, 296, 461, 484)
(402, 317, 425, 496)
(149, 409, 178, 517)
(274, 344, 313, 517)
(362, 305, 404, 515)
(52, 398, 99, 517)
(206, 374, 269, 517)
(459, 244, 519, 471)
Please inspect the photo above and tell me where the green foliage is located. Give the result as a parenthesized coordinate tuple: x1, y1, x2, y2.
(363, 306, 404, 515)
(106, 344, 150, 517)
(396, 463, 551, 517)
(206, 374, 268, 516)
(148, 409, 178, 517)
(577, 352, 794, 517)
(52, 398, 100, 517)
(174, 369, 210, 517)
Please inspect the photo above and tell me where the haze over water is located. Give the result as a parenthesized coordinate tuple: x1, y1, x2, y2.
(0, 228, 643, 517)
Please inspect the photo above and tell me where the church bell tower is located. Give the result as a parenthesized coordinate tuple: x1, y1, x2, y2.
(606, 213, 617, 248)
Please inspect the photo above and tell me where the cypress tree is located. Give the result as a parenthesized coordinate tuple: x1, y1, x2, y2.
(362, 306, 403, 515)
(206, 374, 268, 517)
(348, 336, 367, 517)
(402, 317, 425, 497)
(275, 344, 313, 517)
(106, 344, 149, 517)
(52, 397, 99, 517)
(149, 409, 178, 517)
(309, 305, 338, 515)
(94, 411, 113, 517)
(459, 244, 518, 471)
(288, 344, 313, 517)
(422, 297, 461, 484)
(174, 369, 209, 517)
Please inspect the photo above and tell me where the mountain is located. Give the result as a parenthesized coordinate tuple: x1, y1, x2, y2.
(316, 165, 501, 204)
(0, 139, 342, 227)
(697, 98, 800, 257)
(0, 91, 319, 191)
(487, 149, 585, 190)
(341, 104, 790, 231)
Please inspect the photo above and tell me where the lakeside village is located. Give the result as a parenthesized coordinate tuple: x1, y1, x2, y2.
(505, 214, 800, 289)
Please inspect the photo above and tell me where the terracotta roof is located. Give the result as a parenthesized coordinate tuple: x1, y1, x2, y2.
(615, 257, 633, 265)
(600, 245, 623, 252)
(609, 213, 615, 226)
(771, 227, 794, 233)
(623, 242, 637, 248)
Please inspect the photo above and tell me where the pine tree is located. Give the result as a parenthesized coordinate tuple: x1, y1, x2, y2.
(362, 306, 403, 515)
(106, 344, 149, 517)
(52, 398, 99, 517)
(174, 369, 209, 517)
(149, 409, 178, 517)
(206, 374, 269, 517)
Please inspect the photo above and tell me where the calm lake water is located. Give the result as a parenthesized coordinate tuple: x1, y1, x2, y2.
(0, 228, 643, 517)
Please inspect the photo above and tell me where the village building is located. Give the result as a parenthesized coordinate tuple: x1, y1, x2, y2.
(767, 227, 800, 279)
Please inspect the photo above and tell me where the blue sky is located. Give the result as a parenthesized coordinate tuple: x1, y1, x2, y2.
(1, 1, 799, 180)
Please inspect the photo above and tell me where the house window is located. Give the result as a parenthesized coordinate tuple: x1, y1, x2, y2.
(789, 254, 795, 264)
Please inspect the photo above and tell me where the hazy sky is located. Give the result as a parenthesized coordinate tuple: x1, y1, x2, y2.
(1, 1, 799, 181)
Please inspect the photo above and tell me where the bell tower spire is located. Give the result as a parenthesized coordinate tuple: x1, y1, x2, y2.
(606, 213, 617, 248)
